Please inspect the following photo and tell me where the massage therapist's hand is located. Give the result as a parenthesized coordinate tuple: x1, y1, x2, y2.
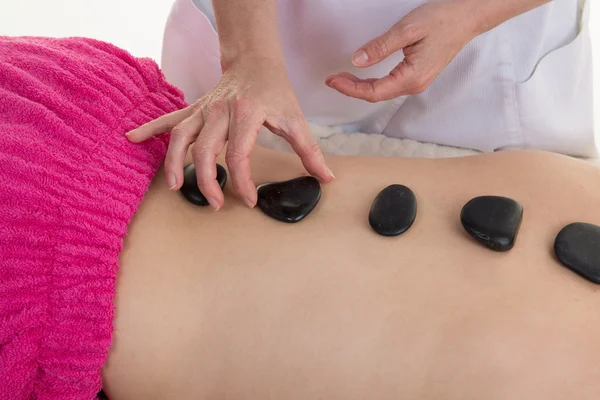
(127, 0, 333, 210)
(127, 58, 334, 210)
(326, 0, 550, 102)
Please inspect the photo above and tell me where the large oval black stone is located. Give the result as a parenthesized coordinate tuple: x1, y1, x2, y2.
(554, 222, 600, 284)
(256, 176, 321, 223)
(180, 163, 227, 206)
(460, 196, 523, 251)
(368, 185, 417, 237)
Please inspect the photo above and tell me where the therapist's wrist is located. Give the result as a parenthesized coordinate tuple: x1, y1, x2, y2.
(212, 0, 285, 72)
(461, 0, 552, 37)
(218, 29, 286, 72)
(220, 46, 286, 73)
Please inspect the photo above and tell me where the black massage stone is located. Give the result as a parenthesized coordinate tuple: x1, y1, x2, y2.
(554, 222, 600, 284)
(180, 163, 227, 206)
(369, 185, 417, 236)
(461, 196, 523, 251)
(257, 176, 321, 223)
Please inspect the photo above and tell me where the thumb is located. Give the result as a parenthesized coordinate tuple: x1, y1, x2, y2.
(352, 22, 420, 67)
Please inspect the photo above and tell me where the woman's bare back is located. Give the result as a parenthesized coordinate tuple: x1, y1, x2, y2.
(103, 147, 600, 399)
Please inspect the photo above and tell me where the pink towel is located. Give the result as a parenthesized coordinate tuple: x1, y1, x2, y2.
(0, 36, 186, 399)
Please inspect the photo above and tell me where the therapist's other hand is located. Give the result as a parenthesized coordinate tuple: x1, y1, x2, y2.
(127, 57, 334, 210)
(326, 0, 477, 102)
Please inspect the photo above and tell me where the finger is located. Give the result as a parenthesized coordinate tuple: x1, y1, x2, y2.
(126, 107, 194, 143)
(328, 68, 416, 102)
(329, 72, 358, 81)
(163, 111, 205, 190)
(191, 113, 228, 210)
(352, 22, 423, 67)
(278, 119, 334, 184)
(226, 100, 264, 208)
(326, 72, 377, 87)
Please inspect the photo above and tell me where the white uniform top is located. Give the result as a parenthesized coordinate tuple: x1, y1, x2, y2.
(164, 0, 595, 157)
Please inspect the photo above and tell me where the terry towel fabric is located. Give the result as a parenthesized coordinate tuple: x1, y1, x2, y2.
(0, 36, 186, 399)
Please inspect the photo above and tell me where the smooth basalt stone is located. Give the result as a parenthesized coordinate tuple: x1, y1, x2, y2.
(460, 196, 523, 251)
(554, 222, 600, 284)
(180, 163, 227, 206)
(257, 176, 321, 223)
(369, 185, 417, 236)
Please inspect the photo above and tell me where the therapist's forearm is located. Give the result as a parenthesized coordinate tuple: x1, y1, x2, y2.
(465, 0, 552, 36)
(211, 0, 284, 69)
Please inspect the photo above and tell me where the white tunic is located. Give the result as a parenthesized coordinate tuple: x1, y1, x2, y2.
(163, 0, 595, 157)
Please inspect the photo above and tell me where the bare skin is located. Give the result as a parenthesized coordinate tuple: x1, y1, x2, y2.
(126, 0, 551, 208)
(102, 147, 600, 400)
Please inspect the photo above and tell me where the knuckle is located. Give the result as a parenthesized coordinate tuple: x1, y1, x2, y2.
(191, 142, 213, 158)
(233, 97, 256, 123)
(307, 142, 323, 158)
(415, 76, 429, 88)
(410, 76, 428, 91)
(170, 125, 188, 139)
(205, 100, 228, 119)
(370, 38, 389, 59)
(364, 93, 380, 103)
(234, 97, 253, 114)
(399, 22, 420, 39)
(225, 148, 248, 166)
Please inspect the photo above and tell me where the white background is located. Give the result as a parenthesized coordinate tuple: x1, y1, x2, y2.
(1, 0, 598, 134)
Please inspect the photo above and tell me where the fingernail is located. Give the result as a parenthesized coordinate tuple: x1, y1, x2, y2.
(326, 79, 335, 88)
(207, 197, 221, 211)
(326, 166, 336, 179)
(244, 196, 255, 209)
(352, 50, 369, 66)
(167, 173, 178, 190)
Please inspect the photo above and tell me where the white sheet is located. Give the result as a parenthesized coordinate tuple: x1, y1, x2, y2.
(257, 124, 600, 166)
